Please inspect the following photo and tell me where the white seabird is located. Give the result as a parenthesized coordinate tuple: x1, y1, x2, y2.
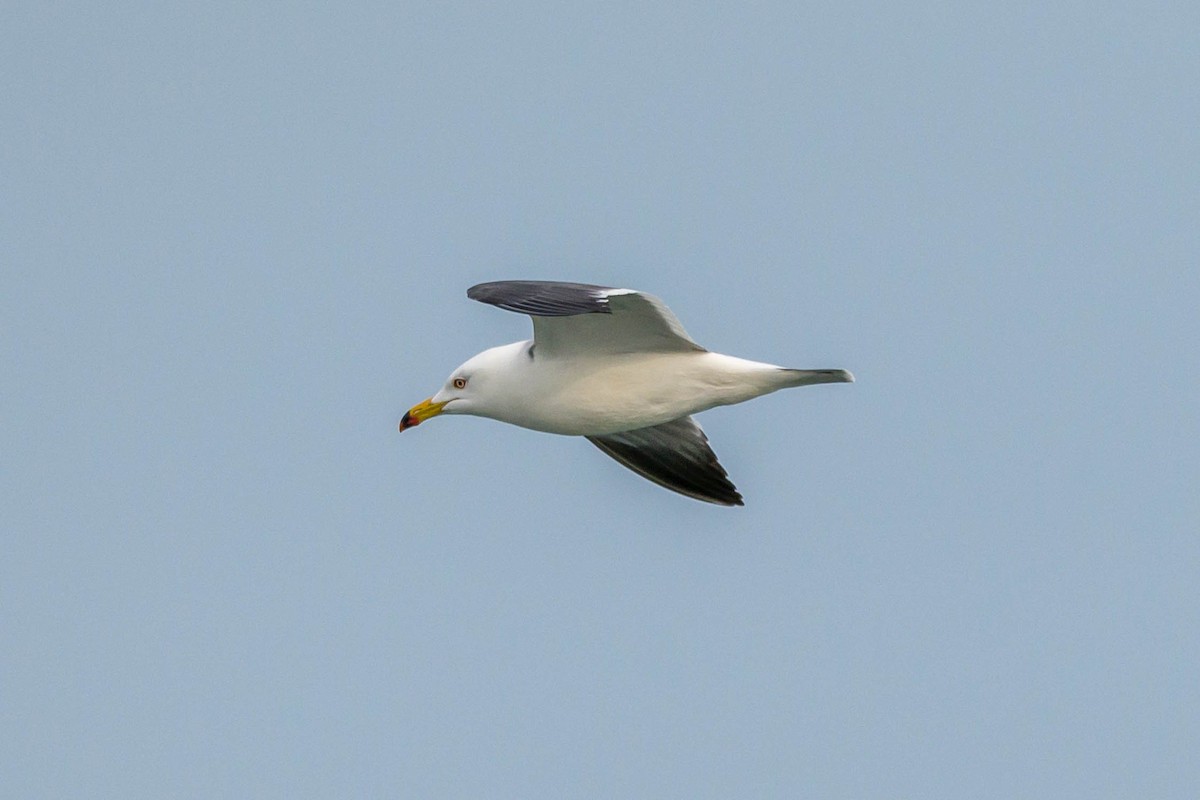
(399, 281, 853, 506)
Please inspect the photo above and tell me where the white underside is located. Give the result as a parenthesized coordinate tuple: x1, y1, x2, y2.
(462, 342, 798, 436)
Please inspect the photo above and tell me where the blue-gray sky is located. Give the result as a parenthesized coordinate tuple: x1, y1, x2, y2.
(4, 2, 1198, 797)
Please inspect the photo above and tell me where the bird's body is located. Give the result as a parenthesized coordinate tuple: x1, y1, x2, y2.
(456, 342, 841, 436)
(399, 280, 852, 506)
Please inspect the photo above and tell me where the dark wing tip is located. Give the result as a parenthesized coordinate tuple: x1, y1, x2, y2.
(706, 487, 745, 507)
(586, 417, 745, 507)
(467, 280, 618, 317)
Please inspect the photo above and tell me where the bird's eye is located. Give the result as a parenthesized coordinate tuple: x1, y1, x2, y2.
(453, 377, 467, 389)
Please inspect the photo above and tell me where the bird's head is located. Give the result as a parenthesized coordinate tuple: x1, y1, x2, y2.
(397, 343, 522, 432)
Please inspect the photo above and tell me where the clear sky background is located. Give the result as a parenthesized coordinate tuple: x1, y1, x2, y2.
(3, 3, 1198, 798)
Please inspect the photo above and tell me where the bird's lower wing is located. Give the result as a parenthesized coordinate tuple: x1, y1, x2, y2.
(586, 416, 744, 506)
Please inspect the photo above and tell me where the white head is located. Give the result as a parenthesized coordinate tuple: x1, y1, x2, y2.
(398, 341, 528, 431)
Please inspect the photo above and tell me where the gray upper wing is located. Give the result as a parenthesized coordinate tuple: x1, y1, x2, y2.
(586, 416, 743, 506)
(467, 280, 704, 356)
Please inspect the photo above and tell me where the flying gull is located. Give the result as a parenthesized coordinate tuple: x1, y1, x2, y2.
(399, 281, 852, 506)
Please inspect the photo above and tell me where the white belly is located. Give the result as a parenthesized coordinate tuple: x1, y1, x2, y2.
(497, 351, 788, 436)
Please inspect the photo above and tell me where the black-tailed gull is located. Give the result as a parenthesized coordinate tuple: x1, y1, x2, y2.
(399, 281, 853, 506)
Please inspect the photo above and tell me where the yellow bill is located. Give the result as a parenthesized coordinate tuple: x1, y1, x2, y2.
(398, 397, 447, 432)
